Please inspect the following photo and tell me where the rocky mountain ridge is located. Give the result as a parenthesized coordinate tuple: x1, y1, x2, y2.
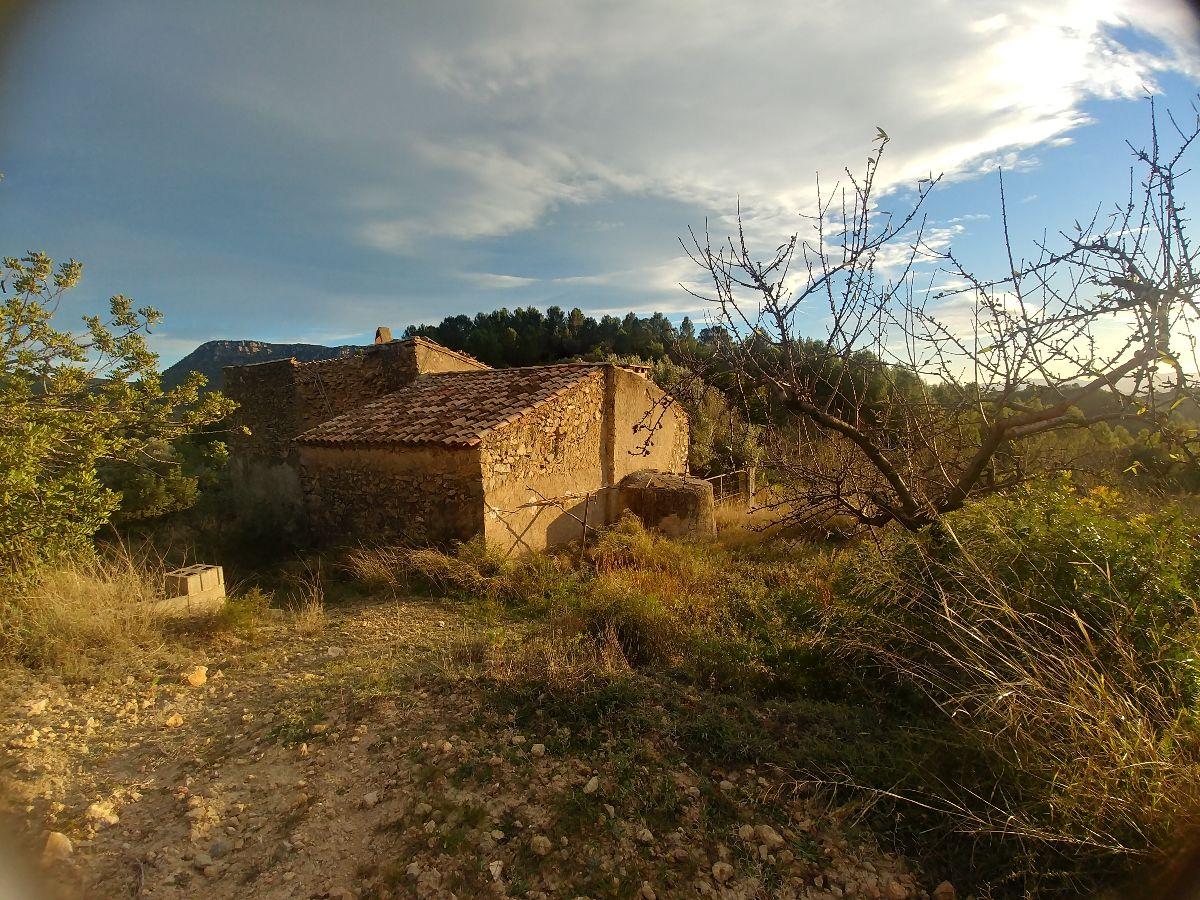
(162, 340, 355, 390)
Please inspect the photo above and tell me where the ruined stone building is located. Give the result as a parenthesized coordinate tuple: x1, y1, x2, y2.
(225, 333, 691, 551)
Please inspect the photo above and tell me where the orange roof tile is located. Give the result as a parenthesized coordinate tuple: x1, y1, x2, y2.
(295, 364, 604, 448)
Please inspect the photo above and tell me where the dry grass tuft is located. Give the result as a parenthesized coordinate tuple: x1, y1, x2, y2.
(343, 544, 412, 593)
(832, 484, 1200, 884)
(713, 500, 753, 532)
(288, 564, 327, 635)
(0, 551, 167, 678)
(404, 546, 491, 596)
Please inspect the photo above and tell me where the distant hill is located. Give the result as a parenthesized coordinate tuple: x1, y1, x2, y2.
(162, 340, 356, 390)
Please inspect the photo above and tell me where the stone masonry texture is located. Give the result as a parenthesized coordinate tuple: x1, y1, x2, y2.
(225, 337, 689, 550)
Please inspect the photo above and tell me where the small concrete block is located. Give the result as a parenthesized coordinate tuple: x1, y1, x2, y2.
(164, 564, 224, 597)
(199, 566, 223, 592)
(156, 565, 226, 618)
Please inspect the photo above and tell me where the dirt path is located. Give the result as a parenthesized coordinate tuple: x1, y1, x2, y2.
(1, 598, 929, 900)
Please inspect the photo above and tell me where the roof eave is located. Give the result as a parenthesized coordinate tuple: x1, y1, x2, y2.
(295, 436, 482, 450)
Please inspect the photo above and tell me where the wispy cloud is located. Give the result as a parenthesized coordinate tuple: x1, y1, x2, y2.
(4, 0, 1199, 360)
(458, 272, 540, 290)
(165, 0, 1200, 258)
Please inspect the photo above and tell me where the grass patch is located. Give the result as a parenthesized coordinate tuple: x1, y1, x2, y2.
(269, 694, 328, 745)
(214, 586, 273, 636)
(333, 489, 1200, 896)
(0, 551, 170, 678)
(829, 483, 1200, 894)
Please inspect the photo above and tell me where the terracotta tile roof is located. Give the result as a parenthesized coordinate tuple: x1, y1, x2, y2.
(295, 364, 604, 448)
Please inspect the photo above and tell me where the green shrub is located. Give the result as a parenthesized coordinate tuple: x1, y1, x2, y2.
(0, 252, 233, 573)
(556, 579, 684, 668)
(217, 586, 274, 634)
(832, 482, 1200, 890)
(588, 511, 719, 581)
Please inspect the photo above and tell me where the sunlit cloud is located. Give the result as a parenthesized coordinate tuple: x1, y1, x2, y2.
(327, 0, 1198, 253)
(2, 0, 1198, 358)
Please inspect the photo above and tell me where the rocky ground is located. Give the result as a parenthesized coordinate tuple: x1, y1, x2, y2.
(1, 597, 951, 900)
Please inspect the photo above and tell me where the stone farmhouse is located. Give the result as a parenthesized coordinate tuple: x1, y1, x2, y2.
(224, 331, 692, 552)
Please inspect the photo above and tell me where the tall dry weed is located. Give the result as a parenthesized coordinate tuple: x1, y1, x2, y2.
(832, 484, 1200, 882)
(343, 544, 413, 593)
(289, 562, 327, 635)
(0, 551, 167, 678)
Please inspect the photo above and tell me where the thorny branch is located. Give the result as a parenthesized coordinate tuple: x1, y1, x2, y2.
(681, 100, 1200, 531)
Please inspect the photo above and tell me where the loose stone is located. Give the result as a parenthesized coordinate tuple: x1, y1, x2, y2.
(42, 832, 72, 864)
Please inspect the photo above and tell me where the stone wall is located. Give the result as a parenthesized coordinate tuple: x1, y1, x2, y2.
(481, 371, 608, 552)
(225, 339, 489, 462)
(481, 365, 690, 552)
(297, 444, 484, 545)
(291, 342, 420, 433)
(224, 359, 307, 461)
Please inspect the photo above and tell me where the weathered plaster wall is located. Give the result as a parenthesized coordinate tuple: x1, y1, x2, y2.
(297, 443, 484, 545)
(601, 366, 689, 522)
(481, 365, 690, 552)
(412, 340, 490, 375)
(608, 366, 689, 477)
(481, 372, 607, 552)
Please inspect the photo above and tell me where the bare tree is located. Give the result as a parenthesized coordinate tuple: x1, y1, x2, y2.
(681, 101, 1200, 531)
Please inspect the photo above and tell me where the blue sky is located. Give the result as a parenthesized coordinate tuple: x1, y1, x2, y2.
(2, 0, 1200, 366)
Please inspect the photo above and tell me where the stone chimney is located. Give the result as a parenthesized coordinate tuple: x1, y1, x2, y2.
(374, 326, 393, 344)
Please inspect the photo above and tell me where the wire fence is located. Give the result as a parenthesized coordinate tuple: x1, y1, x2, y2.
(704, 467, 756, 505)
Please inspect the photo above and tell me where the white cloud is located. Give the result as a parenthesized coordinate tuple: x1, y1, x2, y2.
(189, 0, 1200, 259)
(356, 138, 610, 251)
(455, 256, 709, 314)
(9, 0, 1200, 351)
(459, 272, 540, 290)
